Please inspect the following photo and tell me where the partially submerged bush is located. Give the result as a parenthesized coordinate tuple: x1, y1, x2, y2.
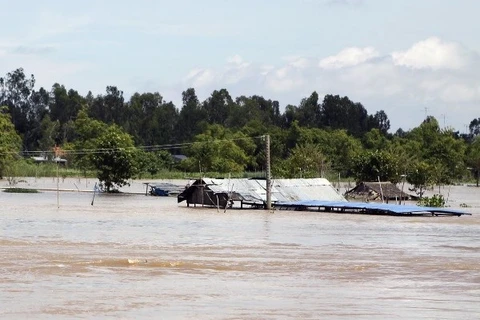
(3, 188, 39, 193)
(417, 194, 445, 207)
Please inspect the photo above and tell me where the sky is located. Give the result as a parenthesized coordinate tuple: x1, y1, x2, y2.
(1, 0, 479, 132)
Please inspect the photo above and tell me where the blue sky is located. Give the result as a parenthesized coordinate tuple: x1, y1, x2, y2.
(1, 0, 479, 132)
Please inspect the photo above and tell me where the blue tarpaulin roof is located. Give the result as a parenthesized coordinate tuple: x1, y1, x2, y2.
(274, 200, 469, 216)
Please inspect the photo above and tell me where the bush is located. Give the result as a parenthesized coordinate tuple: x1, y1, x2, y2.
(417, 194, 445, 207)
(3, 188, 39, 193)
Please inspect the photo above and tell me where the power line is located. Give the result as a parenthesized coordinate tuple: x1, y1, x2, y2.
(0, 135, 266, 157)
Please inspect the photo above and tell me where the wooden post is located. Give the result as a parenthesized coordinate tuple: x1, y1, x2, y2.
(265, 135, 272, 210)
(56, 161, 60, 208)
(378, 176, 384, 204)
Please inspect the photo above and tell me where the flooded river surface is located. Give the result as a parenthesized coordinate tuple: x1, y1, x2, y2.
(1, 180, 479, 319)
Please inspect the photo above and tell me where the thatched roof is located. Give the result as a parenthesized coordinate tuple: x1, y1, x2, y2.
(345, 181, 417, 201)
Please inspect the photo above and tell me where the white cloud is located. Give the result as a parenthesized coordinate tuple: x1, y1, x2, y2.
(226, 54, 245, 65)
(180, 38, 480, 131)
(264, 66, 306, 92)
(319, 47, 379, 69)
(440, 83, 480, 103)
(391, 37, 469, 70)
(184, 68, 216, 88)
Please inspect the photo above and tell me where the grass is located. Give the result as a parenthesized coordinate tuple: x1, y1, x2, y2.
(6, 160, 96, 179)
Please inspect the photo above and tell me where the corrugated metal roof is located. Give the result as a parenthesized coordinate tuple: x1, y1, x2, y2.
(271, 178, 346, 202)
(195, 178, 346, 204)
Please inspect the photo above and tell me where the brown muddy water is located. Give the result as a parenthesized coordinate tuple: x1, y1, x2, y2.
(1, 179, 479, 319)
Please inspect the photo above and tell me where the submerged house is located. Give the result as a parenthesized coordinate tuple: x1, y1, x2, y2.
(344, 181, 417, 203)
(178, 178, 469, 216)
(177, 177, 346, 209)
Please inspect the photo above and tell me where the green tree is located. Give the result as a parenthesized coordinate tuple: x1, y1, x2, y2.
(68, 108, 109, 174)
(201, 89, 234, 126)
(285, 143, 329, 178)
(320, 94, 370, 137)
(0, 107, 22, 178)
(0, 68, 39, 150)
(37, 115, 60, 154)
(368, 110, 390, 135)
(127, 92, 178, 145)
(88, 86, 126, 125)
(408, 117, 466, 184)
(135, 149, 175, 178)
(351, 150, 400, 183)
(407, 161, 435, 198)
(175, 88, 206, 142)
(362, 128, 389, 150)
(295, 128, 362, 176)
(296, 91, 321, 128)
(90, 125, 137, 192)
(469, 118, 480, 137)
(466, 136, 480, 186)
(181, 124, 250, 173)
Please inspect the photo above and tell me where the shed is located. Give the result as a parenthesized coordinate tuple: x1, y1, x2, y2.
(344, 181, 417, 202)
(177, 177, 346, 209)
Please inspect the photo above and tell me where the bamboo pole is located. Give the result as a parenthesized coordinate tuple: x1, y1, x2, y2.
(265, 135, 271, 210)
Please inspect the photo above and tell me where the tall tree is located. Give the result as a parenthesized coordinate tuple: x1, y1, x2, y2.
(201, 89, 234, 126)
(175, 88, 206, 142)
(90, 124, 137, 192)
(351, 150, 400, 183)
(127, 92, 178, 145)
(408, 117, 467, 183)
(88, 86, 125, 125)
(285, 143, 329, 178)
(0, 68, 37, 149)
(181, 124, 250, 173)
(469, 118, 480, 137)
(369, 110, 391, 135)
(320, 94, 369, 137)
(37, 115, 60, 155)
(296, 91, 321, 128)
(69, 108, 109, 173)
(466, 136, 480, 187)
(0, 107, 22, 178)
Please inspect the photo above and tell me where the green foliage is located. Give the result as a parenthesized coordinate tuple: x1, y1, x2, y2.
(181, 124, 251, 173)
(37, 115, 59, 152)
(1, 67, 478, 190)
(406, 161, 435, 198)
(417, 194, 445, 207)
(7, 159, 95, 178)
(135, 150, 175, 178)
(351, 150, 400, 183)
(466, 136, 480, 186)
(283, 143, 329, 178)
(0, 108, 22, 178)
(69, 108, 108, 172)
(90, 125, 137, 192)
(3, 187, 39, 193)
(407, 118, 466, 183)
(362, 128, 389, 150)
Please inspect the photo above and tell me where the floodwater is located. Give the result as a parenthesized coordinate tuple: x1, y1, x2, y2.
(1, 179, 479, 319)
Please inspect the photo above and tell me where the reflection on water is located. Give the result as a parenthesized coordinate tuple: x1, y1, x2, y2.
(1, 189, 479, 319)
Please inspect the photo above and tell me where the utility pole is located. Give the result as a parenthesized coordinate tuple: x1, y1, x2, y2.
(265, 134, 271, 210)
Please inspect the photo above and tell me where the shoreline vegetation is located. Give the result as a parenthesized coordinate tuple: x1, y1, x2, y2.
(3, 187, 39, 193)
(4, 161, 480, 186)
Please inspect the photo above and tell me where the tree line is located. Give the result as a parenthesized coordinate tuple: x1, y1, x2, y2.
(1, 67, 480, 192)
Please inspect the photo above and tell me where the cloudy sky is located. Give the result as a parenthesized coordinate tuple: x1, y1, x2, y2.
(1, 0, 479, 132)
